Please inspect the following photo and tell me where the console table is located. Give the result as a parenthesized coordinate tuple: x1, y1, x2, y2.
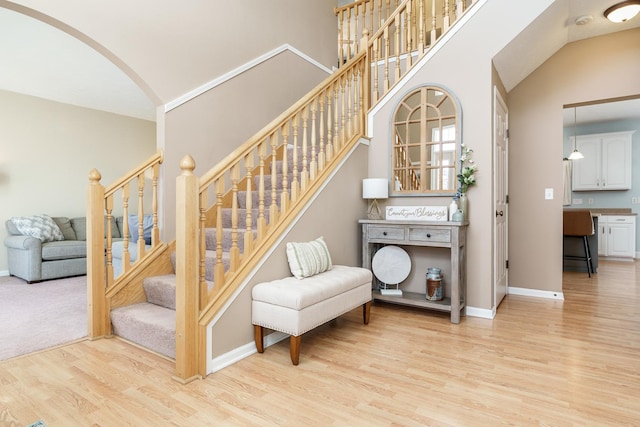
(360, 219, 468, 323)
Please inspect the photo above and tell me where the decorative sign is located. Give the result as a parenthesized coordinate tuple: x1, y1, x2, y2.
(386, 206, 448, 222)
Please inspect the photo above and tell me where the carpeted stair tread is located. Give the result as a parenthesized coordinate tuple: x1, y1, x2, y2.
(111, 302, 176, 359)
(205, 227, 257, 253)
(220, 208, 270, 229)
(143, 274, 177, 310)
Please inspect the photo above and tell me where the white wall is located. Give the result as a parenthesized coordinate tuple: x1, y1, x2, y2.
(0, 90, 156, 274)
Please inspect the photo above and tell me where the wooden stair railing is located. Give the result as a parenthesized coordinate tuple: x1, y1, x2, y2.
(87, 151, 168, 338)
(175, 49, 370, 380)
(337, 0, 477, 69)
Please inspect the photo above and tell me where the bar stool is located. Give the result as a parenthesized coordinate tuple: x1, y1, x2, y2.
(563, 209, 595, 277)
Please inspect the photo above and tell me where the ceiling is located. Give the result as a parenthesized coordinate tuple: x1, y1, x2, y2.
(0, 7, 156, 121)
(1, 1, 639, 123)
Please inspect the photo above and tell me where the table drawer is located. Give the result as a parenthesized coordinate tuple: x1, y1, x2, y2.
(408, 228, 451, 243)
(368, 226, 405, 241)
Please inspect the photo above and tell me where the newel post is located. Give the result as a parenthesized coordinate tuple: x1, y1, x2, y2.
(86, 169, 109, 338)
(174, 155, 200, 383)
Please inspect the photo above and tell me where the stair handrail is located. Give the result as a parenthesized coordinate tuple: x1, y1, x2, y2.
(87, 150, 164, 338)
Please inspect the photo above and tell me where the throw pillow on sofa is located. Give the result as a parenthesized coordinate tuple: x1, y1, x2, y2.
(10, 214, 65, 243)
(128, 214, 153, 244)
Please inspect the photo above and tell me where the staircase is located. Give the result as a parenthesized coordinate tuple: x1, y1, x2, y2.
(87, 0, 479, 382)
(110, 147, 307, 359)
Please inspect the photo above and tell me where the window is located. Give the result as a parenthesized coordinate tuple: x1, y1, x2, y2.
(392, 86, 459, 195)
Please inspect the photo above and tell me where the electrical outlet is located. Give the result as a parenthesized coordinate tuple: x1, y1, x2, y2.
(588, 198, 594, 205)
(573, 198, 583, 205)
(633, 197, 638, 204)
(544, 188, 554, 200)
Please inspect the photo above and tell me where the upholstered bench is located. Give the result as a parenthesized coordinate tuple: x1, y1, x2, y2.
(252, 264, 373, 365)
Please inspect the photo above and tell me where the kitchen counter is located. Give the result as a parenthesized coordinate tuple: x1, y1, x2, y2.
(563, 208, 637, 216)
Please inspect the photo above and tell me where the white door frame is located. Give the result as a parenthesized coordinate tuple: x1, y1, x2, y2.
(493, 87, 509, 309)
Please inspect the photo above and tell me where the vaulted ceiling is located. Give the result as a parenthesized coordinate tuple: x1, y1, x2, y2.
(1, 1, 638, 123)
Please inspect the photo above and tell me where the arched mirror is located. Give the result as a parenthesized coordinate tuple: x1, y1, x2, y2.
(391, 86, 460, 196)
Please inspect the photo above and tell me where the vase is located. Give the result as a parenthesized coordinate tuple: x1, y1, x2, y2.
(458, 193, 468, 220)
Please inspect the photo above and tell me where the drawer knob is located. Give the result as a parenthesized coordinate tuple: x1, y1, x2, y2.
(383, 231, 387, 236)
(426, 233, 431, 238)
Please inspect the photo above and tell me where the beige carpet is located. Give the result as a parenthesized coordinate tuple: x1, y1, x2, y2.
(0, 275, 87, 361)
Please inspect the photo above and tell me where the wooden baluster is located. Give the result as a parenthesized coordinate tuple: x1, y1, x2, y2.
(199, 191, 208, 308)
(229, 164, 240, 271)
(269, 131, 279, 224)
(355, 65, 362, 134)
(136, 173, 145, 260)
(456, 0, 464, 21)
(326, 88, 334, 162)
(121, 182, 130, 273)
(359, 2, 365, 55)
(431, 0, 437, 46)
(333, 82, 341, 153)
(337, 72, 349, 150)
(373, 37, 380, 103)
(353, 4, 359, 56)
(394, 14, 401, 85)
(385, 0, 391, 21)
(318, 93, 326, 170)
(345, 70, 352, 141)
(346, 8, 352, 61)
(301, 107, 309, 190)
(105, 195, 114, 287)
(244, 152, 254, 255)
(338, 10, 344, 67)
(309, 100, 318, 181)
(291, 114, 299, 201)
(214, 177, 225, 285)
(349, 68, 357, 135)
(406, 1, 413, 67)
(383, 26, 390, 92)
(280, 124, 290, 214)
(369, 0, 375, 39)
(377, 0, 383, 31)
(151, 162, 159, 246)
(257, 140, 267, 238)
(418, 0, 425, 54)
(444, 0, 450, 30)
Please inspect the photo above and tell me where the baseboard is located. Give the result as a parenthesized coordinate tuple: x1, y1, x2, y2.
(0, 270, 9, 277)
(207, 331, 288, 374)
(465, 306, 495, 319)
(508, 286, 565, 301)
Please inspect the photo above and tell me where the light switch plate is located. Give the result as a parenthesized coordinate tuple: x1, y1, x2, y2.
(544, 188, 554, 200)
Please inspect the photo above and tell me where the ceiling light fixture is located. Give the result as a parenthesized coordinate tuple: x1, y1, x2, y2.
(604, 1, 640, 23)
(568, 107, 584, 160)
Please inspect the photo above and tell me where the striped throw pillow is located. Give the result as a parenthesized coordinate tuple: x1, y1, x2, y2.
(286, 236, 333, 279)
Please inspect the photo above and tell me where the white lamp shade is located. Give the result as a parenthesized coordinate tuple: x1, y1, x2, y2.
(362, 178, 389, 199)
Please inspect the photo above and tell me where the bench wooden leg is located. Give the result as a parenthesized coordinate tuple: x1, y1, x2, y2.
(254, 325, 264, 353)
(290, 335, 301, 365)
(363, 301, 371, 325)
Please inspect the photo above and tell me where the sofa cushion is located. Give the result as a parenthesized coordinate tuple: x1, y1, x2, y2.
(52, 217, 76, 240)
(10, 214, 64, 243)
(41, 240, 87, 260)
(71, 217, 121, 241)
(128, 214, 153, 244)
(286, 236, 332, 279)
(252, 265, 372, 310)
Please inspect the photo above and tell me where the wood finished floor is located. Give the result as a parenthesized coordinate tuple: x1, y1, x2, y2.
(1, 260, 639, 426)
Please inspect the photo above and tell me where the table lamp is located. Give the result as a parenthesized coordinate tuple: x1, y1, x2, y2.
(362, 178, 388, 220)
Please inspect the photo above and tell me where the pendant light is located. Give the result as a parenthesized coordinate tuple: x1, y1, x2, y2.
(568, 107, 584, 160)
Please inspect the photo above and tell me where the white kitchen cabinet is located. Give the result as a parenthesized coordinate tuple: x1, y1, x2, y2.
(598, 215, 636, 259)
(572, 131, 634, 191)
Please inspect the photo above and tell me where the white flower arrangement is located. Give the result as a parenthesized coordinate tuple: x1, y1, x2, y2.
(457, 144, 478, 195)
